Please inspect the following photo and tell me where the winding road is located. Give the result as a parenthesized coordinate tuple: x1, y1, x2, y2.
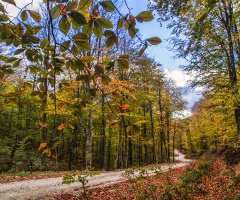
(0, 149, 192, 200)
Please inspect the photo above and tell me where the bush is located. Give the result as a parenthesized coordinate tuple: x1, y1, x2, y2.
(179, 168, 204, 185)
(198, 160, 213, 174)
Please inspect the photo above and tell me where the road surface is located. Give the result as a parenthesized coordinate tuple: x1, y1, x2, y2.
(0, 149, 191, 200)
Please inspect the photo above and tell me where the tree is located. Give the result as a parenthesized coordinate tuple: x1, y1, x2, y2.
(150, 0, 240, 145)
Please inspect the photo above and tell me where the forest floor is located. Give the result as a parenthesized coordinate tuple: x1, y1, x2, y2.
(0, 149, 191, 200)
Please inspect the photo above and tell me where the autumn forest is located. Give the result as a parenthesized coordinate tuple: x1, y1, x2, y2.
(0, 0, 240, 182)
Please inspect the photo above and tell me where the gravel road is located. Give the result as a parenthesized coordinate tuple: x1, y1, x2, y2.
(0, 149, 191, 200)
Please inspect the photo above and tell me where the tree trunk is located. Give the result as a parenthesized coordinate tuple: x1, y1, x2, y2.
(149, 101, 158, 163)
(114, 125, 122, 169)
(86, 107, 92, 170)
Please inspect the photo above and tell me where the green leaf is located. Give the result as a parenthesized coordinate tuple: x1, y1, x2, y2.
(21, 10, 28, 21)
(101, 75, 111, 85)
(72, 33, 89, 41)
(99, 1, 115, 12)
(60, 40, 71, 52)
(30, 91, 41, 96)
(59, 15, 70, 35)
(15, 23, 24, 36)
(103, 30, 114, 37)
(106, 35, 117, 47)
(82, 22, 93, 35)
(0, 14, 9, 22)
(117, 17, 125, 29)
(69, 11, 88, 25)
(138, 44, 147, 57)
(14, 48, 25, 55)
(101, 58, 111, 65)
(71, 44, 79, 56)
(136, 11, 154, 23)
(93, 4, 98, 12)
(13, 59, 21, 68)
(119, 55, 130, 59)
(95, 65, 104, 75)
(79, 56, 94, 63)
(74, 60, 85, 70)
(50, 5, 60, 19)
(76, 75, 90, 83)
(27, 10, 41, 22)
(78, 0, 92, 10)
(0, 3, 6, 13)
(147, 37, 162, 45)
(117, 59, 129, 70)
(89, 89, 96, 97)
(96, 18, 113, 29)
(0, 72, 4, 79)
(93, 21, 102, 38)
(2, 0, 16, 6)
(40, 38, 49, 49)
(112, 92, 122, 100)
(128, 27, 139, 39)
(2, 68, 14, 74)
(74, 41, 91, 51)
(6, 57, 18, 63)
(66, 1, 78, 11)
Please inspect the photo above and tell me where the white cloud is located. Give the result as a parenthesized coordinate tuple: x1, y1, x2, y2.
(3, 0, 40, 19)
(164, 69, 194, 88)
(173, 109, 192, 119)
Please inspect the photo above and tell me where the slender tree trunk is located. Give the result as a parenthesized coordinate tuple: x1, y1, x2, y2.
(173, 124, 176, 162)
(158, 89, 164, 162)
(149, 102, 158, 163)
(114, 125, 122, 169)
(101, 93, 106, 170)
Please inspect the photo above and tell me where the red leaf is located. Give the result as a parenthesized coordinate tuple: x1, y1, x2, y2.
(111, 121, 119, 128)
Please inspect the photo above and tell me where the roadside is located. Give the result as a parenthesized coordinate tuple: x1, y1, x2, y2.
(0, 149, 191, 200)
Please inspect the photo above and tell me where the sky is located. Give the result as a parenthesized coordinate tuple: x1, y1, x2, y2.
(125, 0, 202, 114)
(3, 0, 202, 116)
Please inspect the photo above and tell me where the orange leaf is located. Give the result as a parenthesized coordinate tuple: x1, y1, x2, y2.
(68, 123, 74, 129)
(60, 4, 66, 15)
(51, 155, 57, 159)
(38, 142, 47, 152)
(57, 123, 65, 130)
(22, 83, 27, 91)
(40, 123, 47, 127)
(57, 102, 65, 107)
(47, 148, 51, 157)
(129, 15, 135, 23)
(111, 121, 119, 128)
(46, 62, 55, 72)
(115, 106, 119, 113)
(25, 67, 28, 72)
(119, 104, 130, 110)
(93, 12, 100, 20)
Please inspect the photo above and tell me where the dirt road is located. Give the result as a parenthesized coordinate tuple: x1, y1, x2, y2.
(0, 149, 191, 200)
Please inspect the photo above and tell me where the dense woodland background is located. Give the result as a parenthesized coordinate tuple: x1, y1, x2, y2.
(0, 0, 239, 174)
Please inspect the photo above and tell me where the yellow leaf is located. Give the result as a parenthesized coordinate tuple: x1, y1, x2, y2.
(134, 120, 149, 125)
(126, 126, 131, 132)
(38, 142, 47, 152)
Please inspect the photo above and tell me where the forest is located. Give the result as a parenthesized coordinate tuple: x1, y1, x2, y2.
(0, 0, 239, 185)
